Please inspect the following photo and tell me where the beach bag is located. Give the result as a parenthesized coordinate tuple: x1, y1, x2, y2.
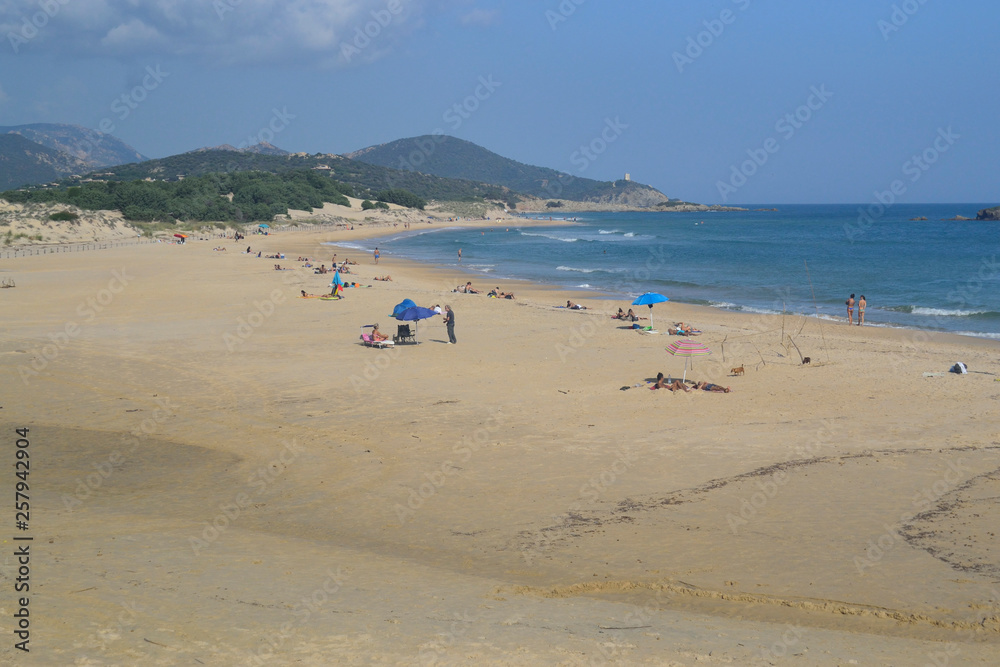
(949, 362, 968, 374)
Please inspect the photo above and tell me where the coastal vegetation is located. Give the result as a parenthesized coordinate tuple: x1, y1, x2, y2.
(1, 169, 369, 223)
(84, 150, 514, 205)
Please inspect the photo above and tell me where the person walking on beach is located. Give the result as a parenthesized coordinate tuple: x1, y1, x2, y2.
(857, 295, 866, 326)
(373, 247, 380, 264)
(443, 305, 456, 344)
(846, 294, 855, 324)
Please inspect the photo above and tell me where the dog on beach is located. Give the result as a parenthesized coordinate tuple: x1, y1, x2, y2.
(802, 357, 811, 365)
(731, 366, 744, 376)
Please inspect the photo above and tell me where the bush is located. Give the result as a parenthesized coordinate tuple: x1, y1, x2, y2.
(546, 201, 563, 208)
(361, 199, 375, 210)
(371, 188, 426, 210)
(49, 211, 79, 221)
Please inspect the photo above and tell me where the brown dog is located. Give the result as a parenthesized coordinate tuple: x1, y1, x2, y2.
(731, 365, 745, 376)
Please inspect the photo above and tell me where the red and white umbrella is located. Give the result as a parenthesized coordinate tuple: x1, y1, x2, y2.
(666, 339, 711, 382)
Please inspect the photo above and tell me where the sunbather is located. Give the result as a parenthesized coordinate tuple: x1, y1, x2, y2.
(371, 324, 390, 342)
(567, 300, 587, 310)
(612, 308, 626, 319)
(651, 372, 691, 392)
(695, 381, 731, 393)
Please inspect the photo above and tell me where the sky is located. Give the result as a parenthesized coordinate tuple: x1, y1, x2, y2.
(1, 0, 998, 204)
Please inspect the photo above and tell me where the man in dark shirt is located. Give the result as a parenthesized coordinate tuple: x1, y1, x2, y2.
(444, 305, 456, 344)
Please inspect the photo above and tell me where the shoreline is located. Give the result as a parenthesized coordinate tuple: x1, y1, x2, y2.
(311, 225, 1000, 349)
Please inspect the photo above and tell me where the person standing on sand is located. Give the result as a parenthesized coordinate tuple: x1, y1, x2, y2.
(858, 295, 866, 326)
(846, 293, 855, 324)
(443, 305, 456, 344)
(373, 247, 380, 264)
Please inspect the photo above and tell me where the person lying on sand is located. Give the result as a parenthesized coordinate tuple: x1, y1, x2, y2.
(373, 275, 393, 281)
(650, 372, 691, 392)
(670, 322, 701, 335)
(695, 381, 731, 393)
(567, 301, 587, 310)
(300, 290, 322, 298)
(213, 246, 227, 251)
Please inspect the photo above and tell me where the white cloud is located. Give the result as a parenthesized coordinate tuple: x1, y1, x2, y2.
(0, 0, 427, 66)
(459, 8, 498, 27)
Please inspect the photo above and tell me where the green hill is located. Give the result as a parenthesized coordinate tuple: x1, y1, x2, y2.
(347, 135, 670, 206)
(83, 150, 515, 204)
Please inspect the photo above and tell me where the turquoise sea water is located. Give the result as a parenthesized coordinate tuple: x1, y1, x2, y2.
(333, 204, 1000, 339)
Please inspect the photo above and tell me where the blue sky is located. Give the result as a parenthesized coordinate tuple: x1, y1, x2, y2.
(1, 0, 997, 204)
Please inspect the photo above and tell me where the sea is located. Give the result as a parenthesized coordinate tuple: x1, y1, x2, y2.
(330, 204, 1000, 340)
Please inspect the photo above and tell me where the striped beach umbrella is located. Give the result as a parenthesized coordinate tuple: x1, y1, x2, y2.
(666, 339, 712, 382)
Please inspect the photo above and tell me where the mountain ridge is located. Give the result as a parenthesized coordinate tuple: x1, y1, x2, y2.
(0, 123, 148, 168)
(346, 135, 671, 207)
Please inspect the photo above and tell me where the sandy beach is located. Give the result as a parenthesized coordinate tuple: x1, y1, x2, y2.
(2, 223, 999, 665)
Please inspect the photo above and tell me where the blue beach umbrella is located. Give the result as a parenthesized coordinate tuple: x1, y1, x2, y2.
(330, 270, 344, 295)
(395, 306, 437, 339)
(391, 299, 417, 317)
(632, 292, 669, 330)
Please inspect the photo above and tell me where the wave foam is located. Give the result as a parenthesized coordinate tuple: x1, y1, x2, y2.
(521, 232, 579, 242)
